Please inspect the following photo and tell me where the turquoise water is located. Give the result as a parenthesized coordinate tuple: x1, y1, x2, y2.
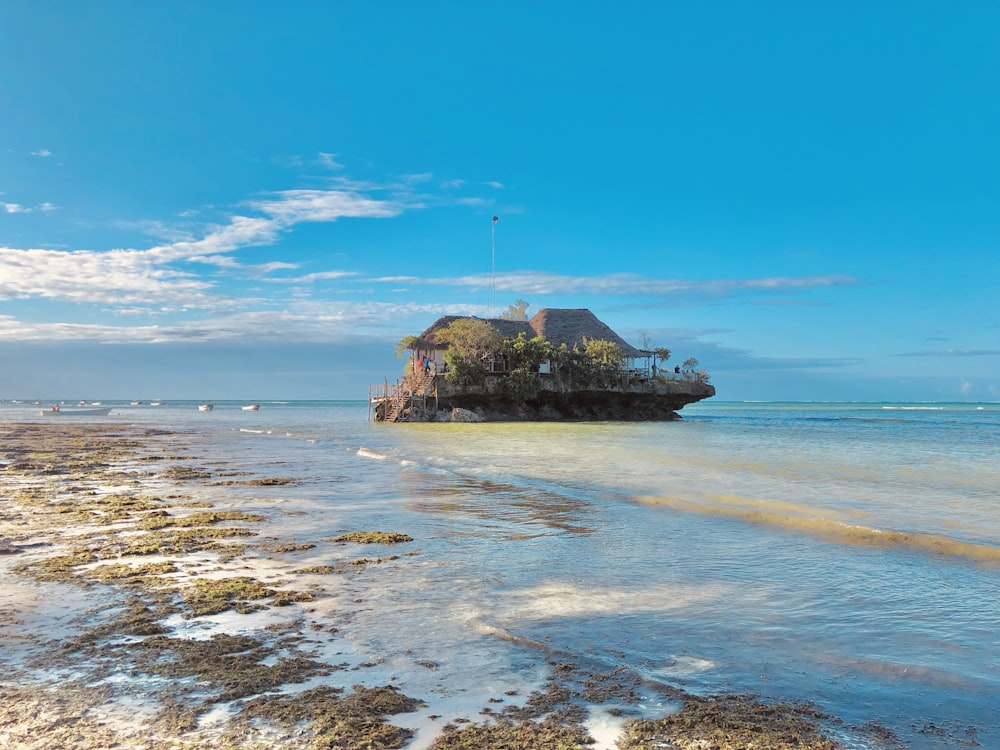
(4, 399, 998, 747)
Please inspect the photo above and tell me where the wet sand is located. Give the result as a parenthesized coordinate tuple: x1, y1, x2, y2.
(0, 423, 865, 749)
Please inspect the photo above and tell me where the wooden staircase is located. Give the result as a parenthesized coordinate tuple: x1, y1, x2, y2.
(379, 370, 436, 423)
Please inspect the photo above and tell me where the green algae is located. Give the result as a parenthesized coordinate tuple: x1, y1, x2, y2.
(330, 531, 413, 545)
(139, 510, 266, 530)
(137, 633, 332, 703)
(160, 465, 214, 481)
(88, 560, 177, 588)
(617, 694, 843, 750)
(429, 716, 594, 749)
(293, 556, 400, 575)
(14, 548, 99, 583)
(213, 477, 301, 486)
(182, 576, 276, 616)
(234, 684, 424, 750)
(258, 540, 317, 553)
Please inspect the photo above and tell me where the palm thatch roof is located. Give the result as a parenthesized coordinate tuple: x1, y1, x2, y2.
(411, 309, 648, 359)
(527, 308, 647, 358)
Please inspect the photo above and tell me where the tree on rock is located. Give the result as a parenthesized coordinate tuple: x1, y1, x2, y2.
(437, 318, 503, 386)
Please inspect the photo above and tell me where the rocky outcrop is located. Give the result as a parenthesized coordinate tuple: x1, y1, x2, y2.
(407, 374, 715, 422)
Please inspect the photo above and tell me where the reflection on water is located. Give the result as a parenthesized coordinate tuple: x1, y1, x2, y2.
(404, 474, 598, 536)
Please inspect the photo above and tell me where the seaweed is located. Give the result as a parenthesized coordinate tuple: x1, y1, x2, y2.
(617, 693, 843, 750)
(234, 684, 424, 749)
(329, 531, 413, 545)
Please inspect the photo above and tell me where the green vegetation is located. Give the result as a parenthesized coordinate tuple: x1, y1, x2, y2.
(437, 318, 503, 386)
(400, 314, 711, 395)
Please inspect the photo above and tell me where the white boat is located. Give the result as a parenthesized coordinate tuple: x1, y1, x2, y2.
(241, 404, 260, 411)
(150, 401, 162, 406)
(40, 406, 113, 417)
(130, 400, 142, 406)
(198, 404, 214, 411)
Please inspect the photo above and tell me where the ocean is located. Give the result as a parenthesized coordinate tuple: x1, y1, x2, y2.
(3, 399, 998, 748)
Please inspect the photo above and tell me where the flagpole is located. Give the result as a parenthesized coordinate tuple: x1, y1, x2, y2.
(491, 216, 496, 317)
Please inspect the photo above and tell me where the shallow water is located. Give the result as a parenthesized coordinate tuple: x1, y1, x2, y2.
(3, 399, 998, 747)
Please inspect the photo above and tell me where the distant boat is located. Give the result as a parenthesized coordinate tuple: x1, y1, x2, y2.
(198, 404, 214, 411)
(150, 401, 163, 406)
(241, 404, 260, 411)
(40, 406, 113, 417)
(130, 400, 142, 406)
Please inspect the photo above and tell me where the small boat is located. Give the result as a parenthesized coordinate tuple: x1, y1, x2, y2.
(150, 401, 162, 406)
(198, 404, 214, 411)
(241, 404, 260, 411)
(130, 400, 142, 406)
(40, 406, 113, 417)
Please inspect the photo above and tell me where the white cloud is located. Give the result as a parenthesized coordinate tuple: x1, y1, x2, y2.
(251, 261, 300, 274)
(895, 349, 1000, 357)
(246, 189, 402, 224)
(264, 270, 359, 284)
(31, 149, 52, 157)
(37, 202, 58, 212)
(0, 184, 408, 318)
(318, 152, 343, 169)
(402, 172, 434, 184)
(371, 271, 863, 298)
(0, 300, 487, 344)
(0, 245, 221, 307)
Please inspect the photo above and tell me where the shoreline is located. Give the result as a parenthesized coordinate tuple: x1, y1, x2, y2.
(1, 422, 877, 749)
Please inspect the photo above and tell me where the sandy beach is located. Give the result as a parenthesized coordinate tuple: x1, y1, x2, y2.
(0, 422, 874, 749)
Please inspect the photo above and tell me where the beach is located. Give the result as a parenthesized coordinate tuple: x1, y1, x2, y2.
(0, 421, 850, 749)
(1, 403, 997, 748)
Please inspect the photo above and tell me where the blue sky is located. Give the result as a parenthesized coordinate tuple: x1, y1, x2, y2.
(1, 2, 997, 401)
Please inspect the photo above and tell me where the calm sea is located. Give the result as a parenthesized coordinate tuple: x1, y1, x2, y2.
(4, 399, 998, 748)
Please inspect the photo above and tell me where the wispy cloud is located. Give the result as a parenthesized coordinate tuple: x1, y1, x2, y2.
(30, 149, 52, 157)
(0, 179, 439, 322)
(371, 271, 862, 299)
(894, 349, 1000, 357)
(0, 246, 221, 307)
(318, 152, 342, 169)
(402, 172, 434, 184)
(246, 189, 402, 224)
(250, 261, 299, 275)
(618, 326, 864, 371)
(0, 301, 487, 344)
(264, 270, 359, 284)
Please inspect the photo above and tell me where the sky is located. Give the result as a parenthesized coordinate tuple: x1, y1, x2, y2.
(1, 2, 998, 402)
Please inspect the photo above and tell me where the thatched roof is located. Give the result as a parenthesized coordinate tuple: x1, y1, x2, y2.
(411, 308, 648, 359)
(527, 308, 647, 358)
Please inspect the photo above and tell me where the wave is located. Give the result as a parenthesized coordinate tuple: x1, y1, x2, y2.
(635, 495, 1000, 565)
(356, 447, 390, 460)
